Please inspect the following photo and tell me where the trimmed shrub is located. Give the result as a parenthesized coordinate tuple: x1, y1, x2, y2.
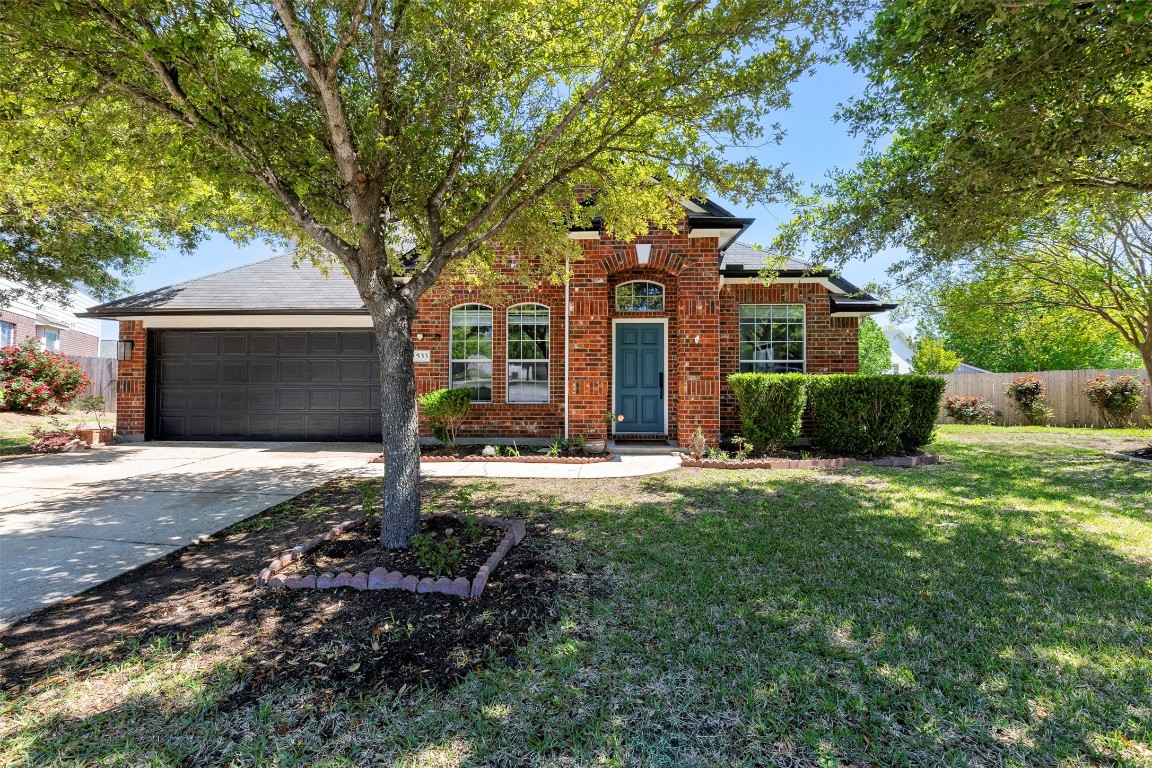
(727, 373, 807, 453)
(1083, 374, 1148, 428)
(807, 374, 911, 458)
(902, 376, 948, 451)
(0, 338, 90, 414)
(944, 395, 996, 425)
(418, 388, 471, 447)
(1004, 375, 1052, 426)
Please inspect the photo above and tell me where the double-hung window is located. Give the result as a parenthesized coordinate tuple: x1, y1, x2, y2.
(506, 304, 549, 403)
(449, 305, 493, 402)
(38, 327, 61, 353)
(0, 322, 13, 347)
(738, 304, 805, 373)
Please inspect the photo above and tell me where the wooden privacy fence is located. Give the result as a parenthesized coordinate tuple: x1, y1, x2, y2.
(67, 355, 117, 411)
(938, 368, 1152, 428)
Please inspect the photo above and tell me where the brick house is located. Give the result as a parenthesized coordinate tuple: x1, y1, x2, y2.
(1, 278, 103, 357)
(81, 201, 894, 445)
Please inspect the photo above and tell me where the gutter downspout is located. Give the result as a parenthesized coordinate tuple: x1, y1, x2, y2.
(564, 254, 571, 440)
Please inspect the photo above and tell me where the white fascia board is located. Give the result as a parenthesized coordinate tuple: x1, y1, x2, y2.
(568, 230, 601, 240)
(677, 198, 708, 214)
(687, 227, 741, 240)
(719, 275, 846, 294)
(125, 314, 374, 329)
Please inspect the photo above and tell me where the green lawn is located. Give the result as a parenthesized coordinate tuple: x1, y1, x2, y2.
(3, 425, 1151, 766)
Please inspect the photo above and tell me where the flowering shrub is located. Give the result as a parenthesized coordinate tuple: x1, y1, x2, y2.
(1083, 374, 1148, 428)
(943, 395, 996, 425)
(30, 421, 85, 453)
(0, 338, 91, 414)
(1004, 375, 1053, 426)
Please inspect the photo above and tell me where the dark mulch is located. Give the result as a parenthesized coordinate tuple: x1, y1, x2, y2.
(286, 513, 505, 580)
(420, 443, 603, 459)
(0, 477, 561, 703)
(1120, 446, 1152, 459)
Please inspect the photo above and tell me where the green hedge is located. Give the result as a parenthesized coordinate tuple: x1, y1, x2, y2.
(727, 373, 807, 452)
(727, 373, 946, 458)
(807, 374, 945, 458)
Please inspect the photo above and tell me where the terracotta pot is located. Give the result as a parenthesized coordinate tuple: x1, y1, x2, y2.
(78, 427, 114, 447)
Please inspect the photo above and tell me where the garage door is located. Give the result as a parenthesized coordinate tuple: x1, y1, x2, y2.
(152, 330, 382, 440)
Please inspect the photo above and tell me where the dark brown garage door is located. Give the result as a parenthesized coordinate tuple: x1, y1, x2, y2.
(152, 329, 382, 440)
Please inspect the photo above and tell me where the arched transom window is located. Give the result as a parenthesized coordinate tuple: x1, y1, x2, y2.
(615, 281, 664, 312)
(449, 304, 493, 402)
(506, 304, 550, 403)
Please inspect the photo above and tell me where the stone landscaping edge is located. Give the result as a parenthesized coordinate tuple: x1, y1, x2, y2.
(256, 514, 526, 600)
(679, 453, 942, 469)
(1105, 450, 1152, 465)
(371, 453, 613, 464)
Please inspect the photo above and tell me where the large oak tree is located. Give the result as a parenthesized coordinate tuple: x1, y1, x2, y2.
(2, 0, 852, 546)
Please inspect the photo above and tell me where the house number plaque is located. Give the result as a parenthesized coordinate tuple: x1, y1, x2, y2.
(413, 350, 431, 363)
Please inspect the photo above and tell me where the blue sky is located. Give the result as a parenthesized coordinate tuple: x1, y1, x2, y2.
(106, 58, 898, 338)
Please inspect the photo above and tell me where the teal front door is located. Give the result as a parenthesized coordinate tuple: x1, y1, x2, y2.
(614, 322, 665, 434)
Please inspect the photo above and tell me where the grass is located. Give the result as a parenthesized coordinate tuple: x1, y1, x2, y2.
(0, 410, 114, 455)
(3, 425, 1151, 766)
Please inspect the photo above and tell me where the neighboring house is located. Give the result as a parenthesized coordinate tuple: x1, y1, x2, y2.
(81, 200, 895, 444)
(0, 278, 103, 357)
(884, 326, 988, 375)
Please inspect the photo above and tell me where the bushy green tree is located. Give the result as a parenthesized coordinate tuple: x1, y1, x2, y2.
(2, 0, 854, 547)
(857, 317, 892, 374)
(911, 337, 961, 375)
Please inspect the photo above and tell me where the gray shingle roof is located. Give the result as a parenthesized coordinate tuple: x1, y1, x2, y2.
(84, 254, 367, 315)
(720, 242, 813, 274)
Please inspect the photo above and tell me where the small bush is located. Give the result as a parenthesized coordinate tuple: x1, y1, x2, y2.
(30, 421, 84, 453)
(418, 388, 471, 447)
(1005, 375, 1053, 426)
(0, 338, 90, 414)
(944, 395, 996, 425)
(1083, 374, 1148, 428)
(807, 374, 910, 458)
(902, 376, 948, 451)
(411, 532, 463, 578)
(727, 373, 807, 453)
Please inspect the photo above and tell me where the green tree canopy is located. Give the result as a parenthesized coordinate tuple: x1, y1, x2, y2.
(1, 0, 853, 546)
(857, 317, 892, 374)
(778, 0, 1152, 267)
(911, 337, 961, 375)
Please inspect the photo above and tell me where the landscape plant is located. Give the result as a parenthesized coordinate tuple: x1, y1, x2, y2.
(901, 375, 947, 451)
(418, 388, 471, 449)
(910, 337, 962, 375)
(1005, 375, 1053, 426)
(943, 395, 996, 425)
(727, 372, 807, 453)
(0, 338, 90, 414)
(1083, 374, 1148, 428)
(29, 420, 83, 453)
(74, 394, 107, 431)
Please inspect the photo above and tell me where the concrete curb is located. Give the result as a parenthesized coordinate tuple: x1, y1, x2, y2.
(257, 513, 524, 600)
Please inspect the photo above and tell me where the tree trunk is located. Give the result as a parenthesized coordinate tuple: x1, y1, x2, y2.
(364, 289, 422, 549)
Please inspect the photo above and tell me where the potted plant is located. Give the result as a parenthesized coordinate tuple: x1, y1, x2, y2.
(74, 395, 114, 446)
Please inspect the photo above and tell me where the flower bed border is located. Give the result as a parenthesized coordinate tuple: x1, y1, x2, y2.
(370, 453, 613, 464)
(680, 453, 942, 469)
(256, 514, 525, 599)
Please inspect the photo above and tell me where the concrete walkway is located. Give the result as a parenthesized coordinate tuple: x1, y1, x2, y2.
(0, 442, 377, 627)
(415, 453, 682, 478)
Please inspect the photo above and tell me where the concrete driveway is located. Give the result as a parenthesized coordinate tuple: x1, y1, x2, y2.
(0, 442, 377, 627)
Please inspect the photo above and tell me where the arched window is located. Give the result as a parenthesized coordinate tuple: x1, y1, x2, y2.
(615, 281, 665, 312)
(506, 304, 550, 403)
(449, 304, 493, 402)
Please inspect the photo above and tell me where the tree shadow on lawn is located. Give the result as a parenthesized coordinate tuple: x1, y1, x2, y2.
(3, 465, 1150, 766)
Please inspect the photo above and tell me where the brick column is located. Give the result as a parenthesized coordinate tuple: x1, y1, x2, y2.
(116, 321, 147, 439)
(567, 246, 611, 441)
(674, 238, 721, 445)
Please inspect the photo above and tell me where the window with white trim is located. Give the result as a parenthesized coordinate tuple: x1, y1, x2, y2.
(506, 304, 550, 403)
(615, 281, 664, 312)
(0, 322, 13, 347)
(37, 327, 61, 353)
(449, 304, 493, 402)
(738, 304, 805, 373)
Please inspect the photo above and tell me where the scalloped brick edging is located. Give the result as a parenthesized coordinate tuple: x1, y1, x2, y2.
(680, 453, 941, 470)
(370, 453, 613, 464)
(256, 514, 526, 600)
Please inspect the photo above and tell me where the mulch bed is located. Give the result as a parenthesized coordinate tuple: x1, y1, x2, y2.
(1120, 446, 1152, 460)
(284, 513, 505, 580)
(418, 444, 609, 462)
(0, 477, 561, 703)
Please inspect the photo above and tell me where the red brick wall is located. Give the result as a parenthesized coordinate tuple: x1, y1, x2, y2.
(116, 321, 148, 437)
(719, 282, 859, 438)
(0, 310, 36, 347)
